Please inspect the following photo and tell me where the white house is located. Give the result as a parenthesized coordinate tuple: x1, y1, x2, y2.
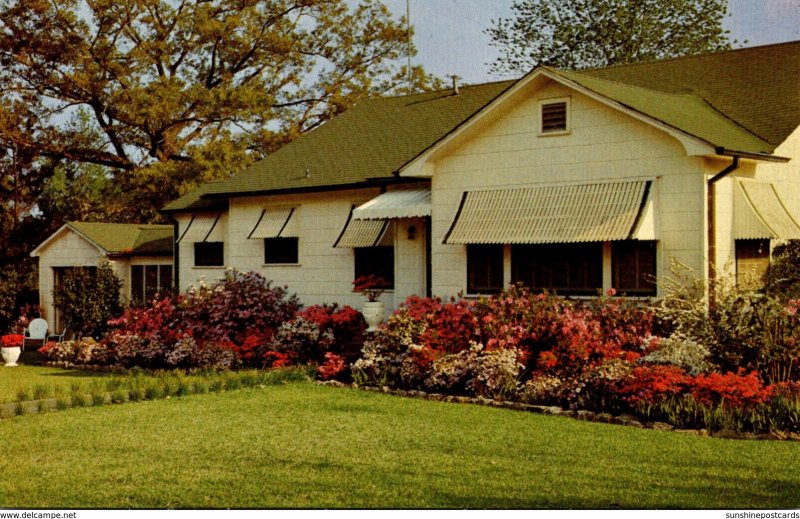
(30, 222, 174, 330)
(163, 41, 800, 311)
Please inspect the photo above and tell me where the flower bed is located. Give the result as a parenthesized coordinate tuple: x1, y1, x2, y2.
(38, 270, 366, 381)
(34, 268, 800, 435)
(351, 286, 800, 434)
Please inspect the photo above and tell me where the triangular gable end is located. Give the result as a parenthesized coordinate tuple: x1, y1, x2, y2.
(398, 68, 724, 179)
(29, 223, 110, 258)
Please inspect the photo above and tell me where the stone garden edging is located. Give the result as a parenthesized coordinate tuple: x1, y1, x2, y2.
(316, 380, 800, 442)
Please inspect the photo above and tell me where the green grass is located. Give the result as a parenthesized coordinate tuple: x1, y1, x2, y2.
(0, 382, 798, 509)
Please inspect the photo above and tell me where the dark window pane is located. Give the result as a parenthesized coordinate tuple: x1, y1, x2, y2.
(194, 242, 224, 267)
(467, 244, 504, 294)
(264, 237, 299, 264)
(512, 243, 602, 296)
(612, 241, 657, 296)
(354, 247, 394, 289)
(144, 265, 159, 302)
(159, 265, 173, 292)
(131, 265, 144, 305)
(736, 239, 769, 291)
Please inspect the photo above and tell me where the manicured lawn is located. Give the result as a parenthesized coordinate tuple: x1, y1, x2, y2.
(0, 365, 110, 402)
(0, 382, 798, 509)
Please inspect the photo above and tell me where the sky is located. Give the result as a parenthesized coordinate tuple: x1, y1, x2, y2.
(375, 0, 800, 84)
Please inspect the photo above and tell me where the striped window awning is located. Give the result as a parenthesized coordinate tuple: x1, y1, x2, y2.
(334, 206, 389, 248)
(176, 214, 224, 243)
(353, 188, 431, 220)
(248, 207, 297, 239)
(734, 180, 800, 240)
(444, 180, 655, 245)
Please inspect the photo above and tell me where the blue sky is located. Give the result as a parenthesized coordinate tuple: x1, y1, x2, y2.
(377, 0, 800, 84)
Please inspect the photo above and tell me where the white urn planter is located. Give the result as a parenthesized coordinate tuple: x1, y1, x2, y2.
(1, 346, 21, 367)
(362, 301, 385, 332)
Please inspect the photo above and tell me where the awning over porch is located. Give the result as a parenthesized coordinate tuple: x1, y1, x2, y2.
(353, 188, 431, 220)
(176, 214, 223, 243)
(443, 180, 655, 244)
(247, 207, 297, 239)
(334, 206, 389, 248)
(734, 180, 800, 240)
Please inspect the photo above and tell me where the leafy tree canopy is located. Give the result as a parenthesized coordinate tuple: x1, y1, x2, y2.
(487, 0, 734, 74)
(0, 0, 437, 214)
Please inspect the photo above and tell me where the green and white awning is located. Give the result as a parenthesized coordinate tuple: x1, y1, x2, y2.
(353, 188, 431, 220)
(334, 206, 389, 248)
(247, 207, 297, 239)
(444, 180, 655, 244)
(176, 214, 224, 243)
(734, 180, 800, 240)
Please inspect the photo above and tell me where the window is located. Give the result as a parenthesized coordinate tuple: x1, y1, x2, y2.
(511, 243, 602, 296)
(467, 244, 504, 294)
(264, 237, 299, 264)
(194, 242, 224, 267)
(736, 239, 770, 290)
(540, 99, 569, 133)
(354, 246, 394, 289)
(612, 241, 657, 296)
(131, 265, 173, 305)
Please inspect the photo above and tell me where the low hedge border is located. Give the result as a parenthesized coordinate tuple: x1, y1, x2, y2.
(1, 367, 312, 419)
(323, 381, 800, 442)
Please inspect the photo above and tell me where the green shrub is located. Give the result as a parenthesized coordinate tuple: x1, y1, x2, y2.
(52, 262, 122, 337)
(656, 262, 800, 383)
(641, 335, 713, 375)
(765, 240, 800, 301)
(111, 390, 127, 404)
(15, 388, 30, 402)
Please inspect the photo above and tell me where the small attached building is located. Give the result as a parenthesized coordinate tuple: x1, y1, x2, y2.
(30, 222, 174, 331)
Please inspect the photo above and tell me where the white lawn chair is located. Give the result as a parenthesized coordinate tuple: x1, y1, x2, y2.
(22, 318, 48, 351)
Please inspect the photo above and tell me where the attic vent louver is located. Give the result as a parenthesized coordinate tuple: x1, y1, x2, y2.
(541, 101, 567, 133)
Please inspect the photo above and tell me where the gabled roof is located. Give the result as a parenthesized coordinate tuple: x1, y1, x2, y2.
(30, 222, 174, 257)
(577, 41, 800, 148)
(165, 41, 800, 212)
(552, 69, 773, 155)
(162, 81, 515, 211)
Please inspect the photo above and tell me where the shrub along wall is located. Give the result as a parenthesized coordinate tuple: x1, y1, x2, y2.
(39, 269, 365, 381)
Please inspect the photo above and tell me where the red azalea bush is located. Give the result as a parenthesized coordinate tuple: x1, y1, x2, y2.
(474, 286, 566, 361)
(296, 304, 367, 359)
(1, 334, 23, 348)
(616, 365, 692, 406)
(318, 352, 347, 380)
(688, 370, 770, 409)
(404, 295, 479, 354)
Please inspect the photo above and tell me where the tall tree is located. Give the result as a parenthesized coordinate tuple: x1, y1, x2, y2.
(0, 0, 436, 215)
(487, 0, 734, 74)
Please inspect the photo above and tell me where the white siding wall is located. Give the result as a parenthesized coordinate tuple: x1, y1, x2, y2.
(712, 127, 800, 280)
(178, 188, 427, 312)
(35, 230, 121, 327)
(176, 212, 230, 289)
(427, 80, 706, 298)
